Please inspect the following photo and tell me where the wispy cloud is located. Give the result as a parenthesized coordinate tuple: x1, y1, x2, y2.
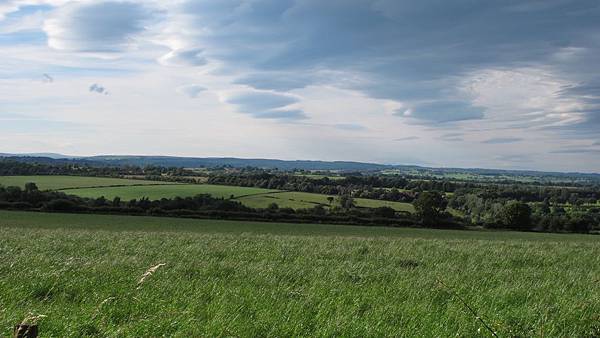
(394, 136, 419, 142)
(482, 137, 522, 144)
(333, 123, 367, 131)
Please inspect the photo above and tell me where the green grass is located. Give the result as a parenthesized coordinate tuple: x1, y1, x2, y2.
(0, 175, 175, 190)
(63, 184, 279, 200)
(0, 210, 598, 337)
(237, 191, 415, 212)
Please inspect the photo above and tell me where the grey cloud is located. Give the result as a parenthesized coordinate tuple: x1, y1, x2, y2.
(439, 132, 464, 142)
(167, 0, 600, 127)
(482, 137, 523, 144)
(44, 1, 154, 52)
(550, 148, 600, 154)
(225, 91, 298, 112)
(89, 83, 108, 94)
(333, 123, 367, 131)
(394, 136, 419, 141)
(223, 90, 306, 121)
(234, 73, 310, 91)
(253, 109, 307, 120)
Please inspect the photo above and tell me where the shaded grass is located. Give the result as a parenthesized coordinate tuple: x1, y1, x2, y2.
(0, 175, 175, 190)
(0, 211, 599, 337)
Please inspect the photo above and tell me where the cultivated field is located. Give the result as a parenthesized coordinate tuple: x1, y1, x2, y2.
(0, 210, 598, 336)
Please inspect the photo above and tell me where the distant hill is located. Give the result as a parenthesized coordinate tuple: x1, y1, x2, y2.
(0, 152, 79, 159)
(1, 153, 599, 181)
(88, 155, 389, 171)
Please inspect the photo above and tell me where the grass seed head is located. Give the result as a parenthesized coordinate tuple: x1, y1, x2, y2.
(137, 263, 166, 288)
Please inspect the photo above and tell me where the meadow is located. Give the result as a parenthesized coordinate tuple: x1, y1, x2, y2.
(237, 191, 415, 212)
(0, 175, 177, 191)
(0, 210, 598, 337)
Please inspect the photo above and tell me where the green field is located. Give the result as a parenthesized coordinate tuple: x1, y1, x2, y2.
(62, 184, 279, 201)
(0, 211, 598, 336)
(0, 175, 176, 190)
(238, 191, 415, 212)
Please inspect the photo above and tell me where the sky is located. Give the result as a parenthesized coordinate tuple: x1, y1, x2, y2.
(1, 0, 599, 172)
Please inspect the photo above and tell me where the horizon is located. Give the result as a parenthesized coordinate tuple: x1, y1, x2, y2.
(1, 1, 600, 172)
(3, 151, 600, 175)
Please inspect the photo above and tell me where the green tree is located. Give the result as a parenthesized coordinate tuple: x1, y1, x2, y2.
(500, 201, 532, 230)
(413, 191, 447, 225)
(337, 195, 355, 209)
(24, 182, 38, 193)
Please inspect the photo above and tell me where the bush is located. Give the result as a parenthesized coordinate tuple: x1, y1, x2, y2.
(43, 199, 79, 212)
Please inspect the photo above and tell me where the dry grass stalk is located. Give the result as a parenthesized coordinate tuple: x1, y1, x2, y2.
(137, 263, 166, 288)
(20, 312, 46, 325)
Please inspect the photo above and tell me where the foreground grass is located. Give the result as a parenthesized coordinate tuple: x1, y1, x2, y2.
(0, 211, 598, 337)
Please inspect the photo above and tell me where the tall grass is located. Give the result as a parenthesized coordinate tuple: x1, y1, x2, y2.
(0, 211, 598, 336)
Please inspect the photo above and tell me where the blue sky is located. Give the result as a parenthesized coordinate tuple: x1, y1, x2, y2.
(1, 0, 599, 172)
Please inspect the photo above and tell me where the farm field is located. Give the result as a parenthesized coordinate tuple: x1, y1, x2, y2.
(0, 175, 177, 190)
(238, 191, 415, 212)
(62, 184, 279, 201)
(0, 210, 598, 337)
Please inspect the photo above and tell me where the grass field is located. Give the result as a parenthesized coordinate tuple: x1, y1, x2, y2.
(0, 175, 177, 190)
(0, 210, 598, 336)
(62, 184, 279, 201)
(238, 191, 415, 212)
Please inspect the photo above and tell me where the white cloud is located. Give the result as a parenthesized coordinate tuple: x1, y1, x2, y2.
(158, 48, 207, 67)
(460, 67, 586, 129)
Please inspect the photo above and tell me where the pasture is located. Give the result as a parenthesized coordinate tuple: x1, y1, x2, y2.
(237, 191, 415, 212)
(0, 175, 176, 190)
(62, 184, 278, 201)
(0, 210, 598, 337)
